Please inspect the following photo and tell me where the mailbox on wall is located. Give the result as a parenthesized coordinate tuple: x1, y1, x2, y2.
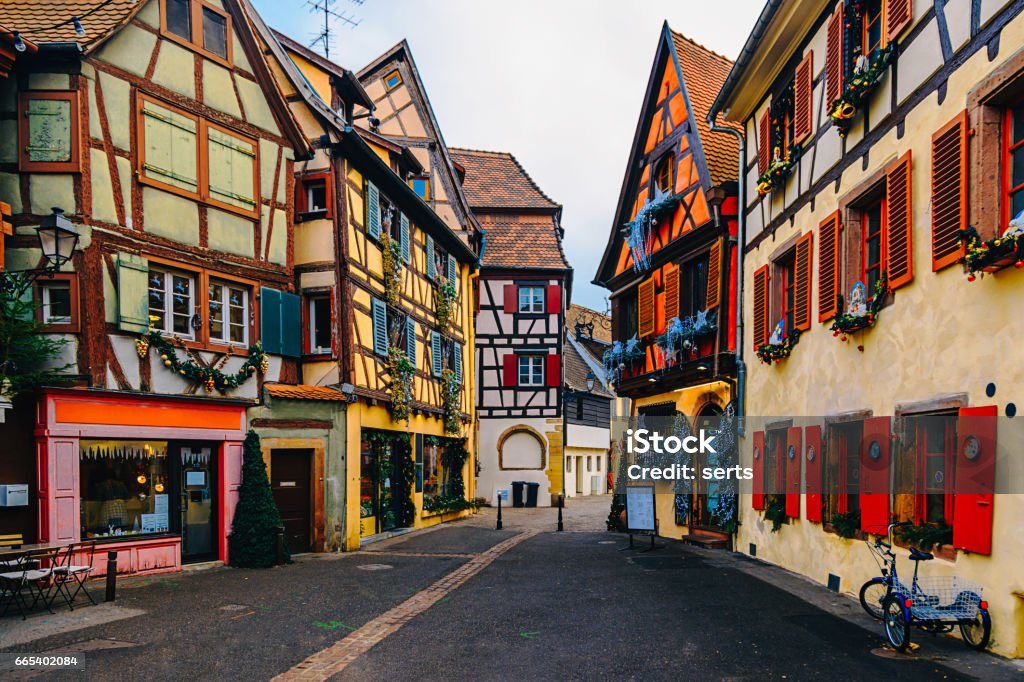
(0, 484, 29, 507)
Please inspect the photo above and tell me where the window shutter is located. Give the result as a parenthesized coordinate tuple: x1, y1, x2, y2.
(502, 353, 517, 387)
(817, 211, 841, 322)
(431, 330, 442, 377)
(415, 434, 424, 493)
(757, 108, 771, 176)
(366, 181, 380, 240)
(453, 342, 463, 385)
(637, 278, 655, 338)
(206, 127, 257, 212)
(885, 151, 914, 289)
(953, 406, 996, 555)
(280, 292, 301, 358)
(752, 265, 769, 349)
(785, 426, 802, 518)
(793, 51, 814, 145)
(794, 231, 813, 331)
(931, 111, 969, 271)
(260, 287, 282, 355)
(117, 253, 149, 333)
(406, 316, 416, 366)
(447, 253, 457, 286)
(426, 235, 436, 279)
(860, 416, 891, 534)
(400, 213, 411, 264)
(664, 265, 680, 318)
(372, 297, 388, 356)
(545, 353, 561, 388)
(705, 240, 722, 310)
(294, 178, 307, 215)
(23, 96, 74, 166)
(825, 4, 844, 108)
(887, 0, 913, 39)
(546, 284, 561, 314)
(141, 99, 198, 192)
(504, 284, 517, 313)
(804, 425, 823, 523)
(752, 430, 766, 510)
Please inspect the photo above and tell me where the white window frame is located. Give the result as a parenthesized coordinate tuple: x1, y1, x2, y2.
(308, 294, 332, 354)
(518, 355, 544, 386)
(305, 178, 327, 212)
(518, 286, 545, 313)
(208, 278, 249, 346)
(40, 280, 72, 324)
(148, 267, 197, 339)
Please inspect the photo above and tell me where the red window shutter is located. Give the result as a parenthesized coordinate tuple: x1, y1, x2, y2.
(637, 278, 655, 338)
(804, 425, 823, 523)
(752, 265, 769, 350)
(785, 426, 802, 517)
(887, 0, 913, 39)
(793, 231, 813, 331)
(294, 178, 307, 215)
(705, 240, 722, 310)
(885, 151, 914, 289)
(953, 406, 997, 555)
(546, 284, 561, 314)
(503, 284, 517, 313)
(793, 51, 814, 145)
(545, 353, 561, 388)
(752, 430, 766, 510)
(931, 110, 969, 270)
(757, 108, 771, 176)
(860, 416, 891, 534)
(502, 353, 517, 387)
(817, 211, 841, 322)
(825, 5, 844, 108)
(664, 265, 680, 319)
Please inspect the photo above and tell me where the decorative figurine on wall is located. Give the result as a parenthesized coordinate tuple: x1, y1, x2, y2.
(768, 318, 786, 346)
(848, 281, 868, 317)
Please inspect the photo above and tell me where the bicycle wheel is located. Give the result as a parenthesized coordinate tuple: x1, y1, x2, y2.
(859, 578, 889, 620)
(960, 608, 991, 651)
(883, 595, 911, 652)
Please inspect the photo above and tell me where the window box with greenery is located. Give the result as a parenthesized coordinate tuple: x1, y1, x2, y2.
(960, 219, 1024, 280)
(829, 271, 887, 342)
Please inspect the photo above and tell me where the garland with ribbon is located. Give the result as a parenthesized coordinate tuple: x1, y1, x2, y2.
(602, 335, 646, 383)
(829, 44, 894, 137)
(623, 189, 681, 273)
(756, 151, 799, 196)
(755, 328, 802, 365)
(136, 330, 267, 393)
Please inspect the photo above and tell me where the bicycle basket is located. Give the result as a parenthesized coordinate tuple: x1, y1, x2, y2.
(906, 576, 983, 621)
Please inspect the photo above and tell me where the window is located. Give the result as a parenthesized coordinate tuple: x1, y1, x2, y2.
(410, 175, 431, 201)
(148, 267, 196, 338)
(1005, 102, 1024, 230)
(205, 124, 257, 214)
(907, 414, 955, 525)
(615, 294, 638, 342)
(80, 440, 171, 539)
(518, 286, 545, 313)
(40, 280, 71, 324)
(208, 279, 249, 346)
(423, 440, 441, 500)
(779, 254, 796, 337)
(308, 294, 332, 354)
(862, 198, 886, 298)
(18, 92, 79, 172)
(576, 396, 584, 421)
(654, 154, 674, 194)
(306, 179, 327, 212)
(825, 422, 862, 521)
(862, 0, 886, 61)
(518, 355, 544, 386)
(384, 70, 402, 91)
(680, 255, 708, 318)
(296, 173, 332, 220)
(160, 0, 232, 65)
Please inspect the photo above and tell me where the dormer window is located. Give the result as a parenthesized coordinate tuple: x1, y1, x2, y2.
(655, 154, 674, 194)
(384, 70, 402, 91)
(410, 175, 431, 201)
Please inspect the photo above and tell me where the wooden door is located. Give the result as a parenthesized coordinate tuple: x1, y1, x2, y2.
(271, 449, 312, 553)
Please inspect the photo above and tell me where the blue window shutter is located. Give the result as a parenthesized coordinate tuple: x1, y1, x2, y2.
(447, 254, 456, 286)
(372, 297, 388, 356)
(406, 316, 416, 365)
(366, 181, 380, 240)
(431, 331, 442, 377)
(400, 213, 411, 264)
(426, 235, 435, 279)
(454, 342, 462, 385)
(281, 292, 301, 358)
(260, 288, 282, 355)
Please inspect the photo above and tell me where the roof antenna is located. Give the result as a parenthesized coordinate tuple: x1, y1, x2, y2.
(305, 0, 363, 60)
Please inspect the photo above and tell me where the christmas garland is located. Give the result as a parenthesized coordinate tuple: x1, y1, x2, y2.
(441, 368, 462, 435)
(829, 272, 887, 340)
(755, 328, 801, 365)
(655, 310, 717, 361)
(603, 335, 645, 383)
(387, 347, 416, 423)
(135, 330, 267, 393)
(829, 44, 894, 138)
(959, 225, 1024, 279)
(756, 151, 799, 196)
(623, 189, 681, 273)
(381, 233, 404, 307)
(433, 275, 457, 328)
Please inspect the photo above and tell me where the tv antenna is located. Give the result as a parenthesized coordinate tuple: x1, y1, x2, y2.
(306, 0, 363, 60)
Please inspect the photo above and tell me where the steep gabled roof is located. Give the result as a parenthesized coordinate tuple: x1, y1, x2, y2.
(0, 0, 144, 52)
(449, 148, 559, 211)
(271, 28, 372, 110)
(474, 215, 570, 270)
(564, 335, 614, 398)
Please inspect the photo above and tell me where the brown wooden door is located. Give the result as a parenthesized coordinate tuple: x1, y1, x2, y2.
(271, 449, 312, 554)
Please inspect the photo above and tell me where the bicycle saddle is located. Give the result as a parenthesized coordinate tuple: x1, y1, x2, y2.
(909, 547, 934, 561)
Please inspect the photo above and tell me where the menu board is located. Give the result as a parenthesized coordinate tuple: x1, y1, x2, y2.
(625, 486, 656, 532)
(142, 494, 170, 533)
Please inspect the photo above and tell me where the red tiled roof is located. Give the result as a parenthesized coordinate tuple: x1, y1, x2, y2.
(450, 148, 559, 210)
(669, 29, 740, 186)
(265, 384, 346, 402)
(0, 1, 144, 51)
(477, 214, 570, 270)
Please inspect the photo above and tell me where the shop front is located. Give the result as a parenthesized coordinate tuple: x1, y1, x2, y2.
(36, 389, 248, 576)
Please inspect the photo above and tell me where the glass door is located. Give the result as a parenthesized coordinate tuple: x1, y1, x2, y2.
(174, 443, 217, 562)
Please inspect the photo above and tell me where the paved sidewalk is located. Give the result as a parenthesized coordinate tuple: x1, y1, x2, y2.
(461, 493, 611, 532)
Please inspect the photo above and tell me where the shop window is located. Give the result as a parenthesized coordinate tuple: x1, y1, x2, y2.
(18, 91, 80, 172)
(1005, 101, 1024, 230)
(384, 70, 402, 91)
(36, 274, 79, 332)
(825, 421, 863, 521)
(80, 440, 171, 539)
(208, 278, 249, 346)
(410, 175, 431, 201)
(518, 285, 545, 313)
(149, 267, 197, 338)
(423, 440, 441, 500)
(160, 0, 232, 65)
(307, 294, 332, 354)
(518, 355, 544, 386)
(654, 154, 674, 194)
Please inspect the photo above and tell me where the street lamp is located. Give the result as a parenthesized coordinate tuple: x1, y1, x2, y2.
(36, 208, 79, 271)
(585, 371, 596, 392)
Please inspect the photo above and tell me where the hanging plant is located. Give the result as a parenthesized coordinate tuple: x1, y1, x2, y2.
(829, 44, 894, 137)
(602, 335, 646, 383)
(830, 272, 888, 340)
(387, 346, 415, 423)
(136, 328, 267, 393)
(655, 310, 717, 362)
(623, 188, 681, 273)
(830, 509, 862, 539)
(441, 368, 462, 435)
(381, 232, 403, 307)
(433, 275, 458, 328)
(755, 328, 801, 365)
(895, 521, 953, 548)
(763, 494, 787, 532)
(960, 217, 1024, 279)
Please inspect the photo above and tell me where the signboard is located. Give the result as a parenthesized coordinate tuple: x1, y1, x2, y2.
(625, 485, 656, 533)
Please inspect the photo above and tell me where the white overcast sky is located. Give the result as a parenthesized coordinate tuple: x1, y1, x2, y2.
(253, 0, 764, 311)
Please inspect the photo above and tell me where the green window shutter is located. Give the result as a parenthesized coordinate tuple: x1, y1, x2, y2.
(26, 98, 73, 163)
(280, 292, 301, 358)
(400, 213, 411, 264)
(406, 316, 416, 366)
(366, 181, 380, 240)
(207, 126, 256, 211)
(260, 288, 282, 355)
(431, 331, 442, 377)
(415, 434, 424, 493)
(141, 99, 198, 192)
(454, 341, 462, 385)
(372, 297, 388, 356)
(447, 254, 456, 286)
(117, 252, 149, 333)
(426, 235, 436, 279)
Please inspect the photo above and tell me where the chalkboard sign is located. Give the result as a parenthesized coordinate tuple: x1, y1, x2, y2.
(625, 485, 656, 533)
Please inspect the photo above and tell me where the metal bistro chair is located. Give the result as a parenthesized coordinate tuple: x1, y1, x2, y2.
(49, 541, 97, 610)
(0, 548, 59, 619)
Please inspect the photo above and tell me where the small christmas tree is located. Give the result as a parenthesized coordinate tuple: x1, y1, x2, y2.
(228, 430, 289, 568)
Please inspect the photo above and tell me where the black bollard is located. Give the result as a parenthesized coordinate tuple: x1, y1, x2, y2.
(557, 493, 564, 532)
(496, 494, 503, 530)
(104, 551, 118, 602)
(275, 526, 286, 565)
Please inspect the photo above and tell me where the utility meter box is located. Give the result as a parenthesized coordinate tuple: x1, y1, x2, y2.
(0, 484, 29, 507)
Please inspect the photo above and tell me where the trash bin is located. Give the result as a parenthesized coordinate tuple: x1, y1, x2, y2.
(525, 481, 540, 507)
(511, 481, 525, 508)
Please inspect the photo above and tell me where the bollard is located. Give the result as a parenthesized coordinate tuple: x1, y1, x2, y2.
(275, 526, 286, 565)
(496, 494, 503, 530)
(104, 550, 118, 602)
(557, 493, 564, 532)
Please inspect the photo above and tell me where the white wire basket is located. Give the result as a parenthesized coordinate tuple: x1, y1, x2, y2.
(895, 576, 984, 621)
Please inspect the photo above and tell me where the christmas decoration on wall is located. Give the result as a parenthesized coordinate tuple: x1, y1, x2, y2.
(603, 334, 646, 383)
(433, 274, 458, 328)
(756, 322, 801, 365)
(757, 147, 799, 196)
(960, 213, 1024, 279)
(655, 310, 717, 362)
(623, 188, 681, 273)
(829, 42, 894, 137)
(830, 272, 888, 340)
(135, 327, 267, 394)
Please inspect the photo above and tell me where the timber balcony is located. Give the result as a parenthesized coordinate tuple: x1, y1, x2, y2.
(609, 334, 735, 398)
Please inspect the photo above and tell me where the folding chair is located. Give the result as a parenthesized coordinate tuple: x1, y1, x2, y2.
(0, 548, 57, 618)
(0, 553, 32, 619)
(50, 541, 97, 610)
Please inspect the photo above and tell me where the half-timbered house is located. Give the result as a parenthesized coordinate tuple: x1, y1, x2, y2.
(0, 0, 314, 574)
(450, 148, 571, 506)
(594, 24, 740, 542)
(709, 0, 1024, 657)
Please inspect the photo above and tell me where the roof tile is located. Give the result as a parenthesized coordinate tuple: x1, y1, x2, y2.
(450, 148, 559, 210)
(0, 1, 144, 50)
(265, 384, 346, 402)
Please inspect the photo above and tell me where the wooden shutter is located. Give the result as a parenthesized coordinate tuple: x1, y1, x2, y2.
(22, 95, 75, 167)
(752, 265, 769, 349)
(546, 284, 561, 314)
(825, 4, 844, 107)
(931, 111, 969, 271)
(664, 265, 680, 318)
(502, 353, 517, 387)
(757, 108, 771, 176)
(887, 0, 913, 39)
(885, 151, 914, 289)
(431, 331, 442, 377)
(637, 278, 655, 338)
(206, 126, 257, 213)
(503, 284, 517, 314)
(447, 253, 457, 285)
(415, 434, 424, 493)
(545, 353, 561, 388)
(793, 51, 814, 145)
(785, 426, 802, 518)
(794, 232, 813, 331)
(406, 316, 416, 366)
(371, 297, 388, 356)
(817, 211, 841, 322)
(400, 213, 411, 264)
(860, 416, 891, 534)
(453, 341, 463, 385)
(280, 292, 301, 358)
(141, 98, 198, 193)
(953, 406, 996, 555)
(752, 430, 766, 510)
(805, 425, 823, 523)
(705, 241, 722, 310)
(260, 288, 282, 355)
(366, 181, 380, 240)
(426, 235, 436, 279)
(117, 253, 149, 333)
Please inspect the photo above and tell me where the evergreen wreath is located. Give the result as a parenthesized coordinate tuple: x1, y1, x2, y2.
(136, 329, 267, 394)
(228, 430, 289, 568)
(433, 275, 458, 328)
(755, 328, 801, 365)
(829, 272, 888, 340)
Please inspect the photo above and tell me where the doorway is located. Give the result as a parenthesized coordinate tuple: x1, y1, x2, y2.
(270, 449, 312, 554)
(693, 404, 725, 531)
(174, 443, 217, 563)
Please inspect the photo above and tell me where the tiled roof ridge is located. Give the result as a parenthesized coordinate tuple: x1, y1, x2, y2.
(668, 28, 735, 68)
(450, 147, 560, 210)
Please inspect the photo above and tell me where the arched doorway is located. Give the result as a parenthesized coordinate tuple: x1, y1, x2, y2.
(692, 403, 724, 530)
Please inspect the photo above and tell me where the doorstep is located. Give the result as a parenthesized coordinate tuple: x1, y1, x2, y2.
(683, 530, 730, 549)
(182, 560, 224, 573)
